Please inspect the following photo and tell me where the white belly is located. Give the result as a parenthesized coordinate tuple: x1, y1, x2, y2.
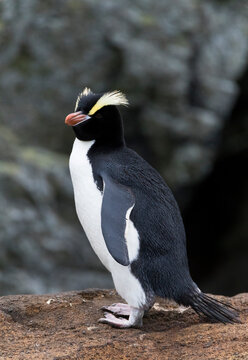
(69, 138, 146, 308)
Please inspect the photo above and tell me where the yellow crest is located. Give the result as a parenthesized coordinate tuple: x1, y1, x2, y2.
(88, 90, 129, 115)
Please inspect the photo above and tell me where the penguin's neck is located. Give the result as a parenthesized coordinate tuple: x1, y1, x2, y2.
(94, 135, 125, 149)
(95, 120, 126, 149)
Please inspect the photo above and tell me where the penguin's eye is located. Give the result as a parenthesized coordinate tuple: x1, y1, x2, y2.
(95, 113, 103, 119)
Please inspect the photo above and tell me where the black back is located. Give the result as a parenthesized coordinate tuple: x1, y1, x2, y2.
(88, 142, 194, 302)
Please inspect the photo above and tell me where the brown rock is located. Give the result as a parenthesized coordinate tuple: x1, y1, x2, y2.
(0, 289, 247, 360)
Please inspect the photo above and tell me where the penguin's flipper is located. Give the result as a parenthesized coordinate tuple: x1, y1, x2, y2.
(101, 173, 135, 266)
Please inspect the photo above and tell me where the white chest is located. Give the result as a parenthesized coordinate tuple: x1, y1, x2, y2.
(69, 139, 112, 269)
(69, 139, 146, 308)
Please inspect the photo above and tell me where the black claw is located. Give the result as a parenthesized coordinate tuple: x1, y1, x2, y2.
(101, 306, 113, 313)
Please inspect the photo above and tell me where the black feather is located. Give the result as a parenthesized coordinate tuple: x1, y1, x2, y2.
(180, 290, 240, 324)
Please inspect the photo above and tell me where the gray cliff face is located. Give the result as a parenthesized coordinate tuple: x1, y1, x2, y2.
(0, 128, 113, 294)
(0, 0, 247, 295)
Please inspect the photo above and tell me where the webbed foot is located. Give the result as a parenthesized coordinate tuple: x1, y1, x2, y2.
(101, 303, 131, 317)
(99, 306, 144, 328)
(98, 312, 132, 328)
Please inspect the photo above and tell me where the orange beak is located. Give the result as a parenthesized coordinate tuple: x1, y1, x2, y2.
(65, 111, 91, 126)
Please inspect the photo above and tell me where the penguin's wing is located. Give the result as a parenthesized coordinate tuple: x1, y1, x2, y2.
(101, 173, 135, 266)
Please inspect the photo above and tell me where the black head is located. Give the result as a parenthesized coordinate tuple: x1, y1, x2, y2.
(65, 88, 128, 146)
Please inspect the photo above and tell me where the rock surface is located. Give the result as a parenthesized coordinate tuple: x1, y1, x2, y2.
(0, 289, 247, 359)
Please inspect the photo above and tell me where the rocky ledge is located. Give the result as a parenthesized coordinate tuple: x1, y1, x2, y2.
(0, 289, 247, 360)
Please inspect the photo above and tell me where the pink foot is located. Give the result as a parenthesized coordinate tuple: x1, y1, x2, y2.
(101, 303, 131, 317)
(98, 312, 131, 328)
(99, 307, 144, 328)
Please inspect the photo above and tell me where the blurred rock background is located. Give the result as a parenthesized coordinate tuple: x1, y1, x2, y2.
(0, 0, 247, 295)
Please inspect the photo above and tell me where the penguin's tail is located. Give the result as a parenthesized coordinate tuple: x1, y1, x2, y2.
(179, 288, 241, 324)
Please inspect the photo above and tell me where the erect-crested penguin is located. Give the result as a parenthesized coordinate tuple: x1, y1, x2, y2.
(65, 88, 240, 328)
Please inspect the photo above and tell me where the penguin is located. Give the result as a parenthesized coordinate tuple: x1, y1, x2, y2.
(65, 87, 240, 328)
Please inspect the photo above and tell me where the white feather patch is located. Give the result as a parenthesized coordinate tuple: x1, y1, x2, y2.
(88, 90, 129, 115)
(74, 87, 93, 111)
(82, 87, 92, 96)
